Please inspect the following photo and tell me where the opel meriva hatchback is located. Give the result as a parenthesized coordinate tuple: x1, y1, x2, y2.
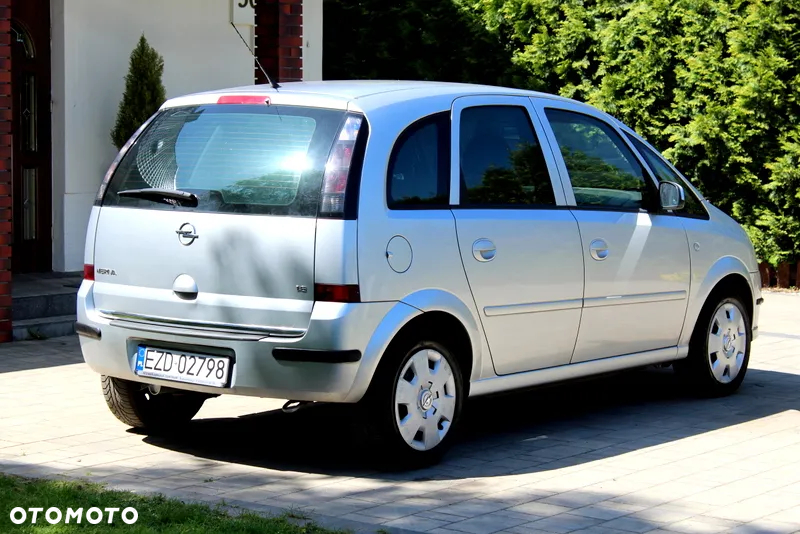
(79, 81, 762, 465)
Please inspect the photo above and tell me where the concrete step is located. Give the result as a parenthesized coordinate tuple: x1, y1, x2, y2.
(13, 291, 77, 321)
(12, 315, 77, 341)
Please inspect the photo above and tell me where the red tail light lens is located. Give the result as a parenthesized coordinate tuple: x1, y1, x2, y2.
(83, 264, 95, 281)
(314, 284, 361, 303)
(320, 116, 363, 216)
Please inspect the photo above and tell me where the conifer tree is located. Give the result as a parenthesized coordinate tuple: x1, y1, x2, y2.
(110, 34, 166, 150)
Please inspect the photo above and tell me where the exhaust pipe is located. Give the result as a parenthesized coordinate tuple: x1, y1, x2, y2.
(282, 400, 314, 414)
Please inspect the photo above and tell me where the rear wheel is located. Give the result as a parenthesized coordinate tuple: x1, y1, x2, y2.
(101, 376, 207, 431)
(675, 296, 751, 397)
(361, 340, 465, 469)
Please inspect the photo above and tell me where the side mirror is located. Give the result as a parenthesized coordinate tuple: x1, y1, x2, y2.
(659, 181, 685, 211)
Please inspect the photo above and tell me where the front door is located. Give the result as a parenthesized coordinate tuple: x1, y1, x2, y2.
(533, 100, 691, 363)
(11, 0, 52, 273)
(450, 95, 585, 375)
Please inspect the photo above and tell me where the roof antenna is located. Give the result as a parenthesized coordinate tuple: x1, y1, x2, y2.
(231, 22, 280, 90)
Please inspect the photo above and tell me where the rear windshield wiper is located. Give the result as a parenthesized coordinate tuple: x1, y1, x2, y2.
(117, 188, 199, 207)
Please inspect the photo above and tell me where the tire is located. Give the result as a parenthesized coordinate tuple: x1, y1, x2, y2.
(360, 339, 465, 469)
(675, 296, 751, 397)
(101, 375, 207, 431)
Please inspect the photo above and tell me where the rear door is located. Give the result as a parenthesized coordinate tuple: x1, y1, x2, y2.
(92, 103, 347, 334)
(450, 95, 585, 375)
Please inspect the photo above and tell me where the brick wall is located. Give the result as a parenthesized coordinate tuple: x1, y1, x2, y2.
(0, 0, 11, 342)
(254, 0, 303, 84)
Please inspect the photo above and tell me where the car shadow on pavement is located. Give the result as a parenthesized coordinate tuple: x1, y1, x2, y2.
(140, 364, 800, 478)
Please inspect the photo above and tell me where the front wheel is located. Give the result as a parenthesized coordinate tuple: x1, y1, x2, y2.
(675, 296, 751, 397)
(101, 376, 207, 431)
(361, 340, 465, 468)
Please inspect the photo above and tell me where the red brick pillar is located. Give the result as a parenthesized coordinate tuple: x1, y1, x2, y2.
(255, 0, 303, 84)
(0, 0, 12, 343)
(777, 262, 791, 289)
(758, 262, 771, 288)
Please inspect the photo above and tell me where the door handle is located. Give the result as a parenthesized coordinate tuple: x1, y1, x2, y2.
(589, 239, 609, 261)
(472, 239, 496, 262)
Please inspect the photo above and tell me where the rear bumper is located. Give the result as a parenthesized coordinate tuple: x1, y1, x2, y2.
(77, 282, 414, 403)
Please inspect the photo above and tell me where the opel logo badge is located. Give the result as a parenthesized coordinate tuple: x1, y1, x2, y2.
(419, 389, 434, 411)
(176, 223, 199, 246)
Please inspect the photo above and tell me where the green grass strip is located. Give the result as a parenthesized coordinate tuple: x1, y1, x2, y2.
(0, 474, 343, 533)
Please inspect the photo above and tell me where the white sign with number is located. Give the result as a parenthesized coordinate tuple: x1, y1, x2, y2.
(230, 0, 255, 26)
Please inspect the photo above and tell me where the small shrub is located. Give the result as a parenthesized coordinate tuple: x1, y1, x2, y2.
(110, 34, 166, 150)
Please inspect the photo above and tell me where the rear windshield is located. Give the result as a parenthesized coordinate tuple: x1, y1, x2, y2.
(101, 104, 347, 216)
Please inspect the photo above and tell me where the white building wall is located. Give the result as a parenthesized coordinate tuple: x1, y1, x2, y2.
(50, 0, 256, 271)
(303, 0, 323, 81)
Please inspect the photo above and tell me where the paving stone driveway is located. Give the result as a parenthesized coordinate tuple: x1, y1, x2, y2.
(1, 292, 799, 534)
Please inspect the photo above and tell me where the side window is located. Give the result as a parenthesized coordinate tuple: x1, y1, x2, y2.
(459, 105, 555, 207)
(626, 134, 708, 218)
(387, 113, 449, 209)
(544, 108, 653, 210)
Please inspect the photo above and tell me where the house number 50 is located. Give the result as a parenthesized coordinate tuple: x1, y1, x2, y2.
(238, 0, 255, 7)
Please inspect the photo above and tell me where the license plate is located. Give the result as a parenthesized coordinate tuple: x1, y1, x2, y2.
(134, 346, 230, 388)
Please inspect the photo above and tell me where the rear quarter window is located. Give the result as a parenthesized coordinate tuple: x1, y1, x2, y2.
(387, 112, 450, 209)
(102, 104, 347, 216)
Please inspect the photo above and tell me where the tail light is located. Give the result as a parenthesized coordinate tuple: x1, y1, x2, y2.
(83, 264, 95, 281)
(320, 115, 364, 217)
(315, 283, 361, 303)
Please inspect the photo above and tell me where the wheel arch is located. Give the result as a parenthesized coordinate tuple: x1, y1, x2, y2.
(344, 289, 485, 402)
(680, 256, 755, 349)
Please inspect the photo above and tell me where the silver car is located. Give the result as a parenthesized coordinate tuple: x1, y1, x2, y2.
(78, 81, 762, 466)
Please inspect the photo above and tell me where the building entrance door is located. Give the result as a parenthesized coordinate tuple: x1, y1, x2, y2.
(11, 0, 52, 273)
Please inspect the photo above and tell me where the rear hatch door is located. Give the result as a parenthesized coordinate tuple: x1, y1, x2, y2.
(92, 102, 347, 335)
